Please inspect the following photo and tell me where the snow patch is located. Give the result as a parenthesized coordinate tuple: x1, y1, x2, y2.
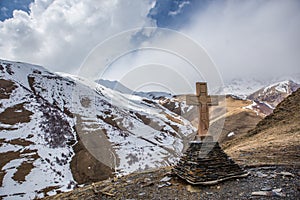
(227, 132, 235, 137)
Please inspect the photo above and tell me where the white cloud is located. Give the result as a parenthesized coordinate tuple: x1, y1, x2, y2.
(0, 0, 154, 73)
(182, 0, 300, 81)
(1, 0, 299, 90)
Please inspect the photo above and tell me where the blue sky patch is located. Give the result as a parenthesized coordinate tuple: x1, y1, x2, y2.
(0, 0, 34, 21)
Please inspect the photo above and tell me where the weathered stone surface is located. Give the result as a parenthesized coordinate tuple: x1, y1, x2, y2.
(173, 140, 248, 185)
(186, 82, 219, 137)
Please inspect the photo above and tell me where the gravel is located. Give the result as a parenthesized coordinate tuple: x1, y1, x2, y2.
(46, 165, 300, 200)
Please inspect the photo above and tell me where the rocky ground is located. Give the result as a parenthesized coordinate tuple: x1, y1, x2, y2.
(44, 165, 299, 200)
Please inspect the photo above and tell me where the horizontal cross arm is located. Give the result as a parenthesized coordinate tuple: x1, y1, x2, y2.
(186, 95, 200, 105)
(186, 95, 219, 106)
(207, 95, 219, 106)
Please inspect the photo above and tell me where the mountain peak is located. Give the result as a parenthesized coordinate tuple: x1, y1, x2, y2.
(248, 80, 300, 110)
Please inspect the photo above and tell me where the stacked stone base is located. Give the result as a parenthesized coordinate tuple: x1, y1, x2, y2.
(173, 141, 248, 185)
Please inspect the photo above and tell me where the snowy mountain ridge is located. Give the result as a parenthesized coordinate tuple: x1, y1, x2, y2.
(222, 76, 300, 99)
(96, 79, 173, 99)
(262, 80, 296, 94)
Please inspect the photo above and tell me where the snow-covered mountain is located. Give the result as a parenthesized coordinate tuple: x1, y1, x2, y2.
(221, 78, 269, 99)
(96, 79, 173, 99)
(0, 59, 196, 199)
(221, 76, 300, 99)
(245, 80, 300, 115)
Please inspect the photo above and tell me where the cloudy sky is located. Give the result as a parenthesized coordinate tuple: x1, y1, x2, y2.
(0, 0, 299, 92)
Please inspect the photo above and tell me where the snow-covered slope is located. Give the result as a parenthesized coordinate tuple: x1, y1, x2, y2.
(0, 61, 76, 199)
(96, 79, 133, 94)
(0, 60, 196, 199)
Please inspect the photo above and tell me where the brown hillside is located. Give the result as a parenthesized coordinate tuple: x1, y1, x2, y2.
(225, 88, 300, 166)
(210, 96, 263, 147)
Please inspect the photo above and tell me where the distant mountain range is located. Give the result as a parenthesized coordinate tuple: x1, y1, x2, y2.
(220, 75, 300, 99)
(96, 79, 173, 99)
(0, 59, 299, 199)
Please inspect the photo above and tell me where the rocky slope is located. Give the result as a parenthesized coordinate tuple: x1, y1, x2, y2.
(0, 59, 196, 199)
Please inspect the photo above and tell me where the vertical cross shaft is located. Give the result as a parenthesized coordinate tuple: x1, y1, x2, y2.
(196, 82, 210, 137)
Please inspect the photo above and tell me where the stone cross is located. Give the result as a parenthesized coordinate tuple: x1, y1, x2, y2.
(186, 82, 218, 140)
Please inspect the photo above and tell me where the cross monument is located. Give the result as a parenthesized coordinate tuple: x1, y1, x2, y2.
(186, 82, 218, 141)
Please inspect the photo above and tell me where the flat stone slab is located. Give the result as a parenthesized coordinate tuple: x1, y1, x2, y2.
(174, 169, 249, 185)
